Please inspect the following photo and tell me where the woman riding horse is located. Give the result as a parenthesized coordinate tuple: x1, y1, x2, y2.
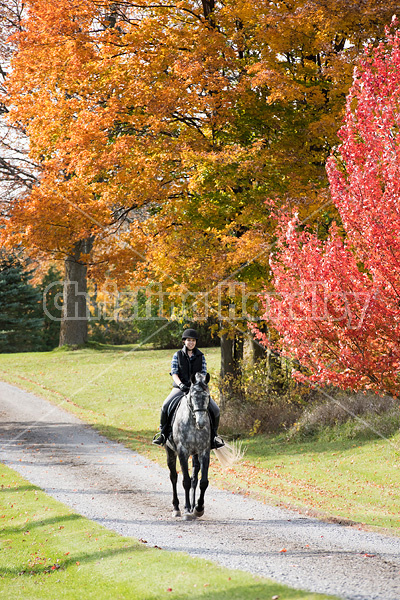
(152, 328, 224, 449)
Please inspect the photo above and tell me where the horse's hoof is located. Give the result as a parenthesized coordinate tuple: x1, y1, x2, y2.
(194, 507, 204, 518)
(183, 512, 194, 521)
(172, 510, 181, 518)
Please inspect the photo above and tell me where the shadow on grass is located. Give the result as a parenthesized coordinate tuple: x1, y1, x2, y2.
(0, 543, 146, 578)
(165, 583, 320, 600)
(2, 549, 324, 600)
(134, 586, 329, 600)
(0, 484, 40, 494)
(0, 513, 82, 535)
(243, 431, 397, 459)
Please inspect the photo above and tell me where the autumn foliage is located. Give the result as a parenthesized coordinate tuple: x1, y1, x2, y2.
(255, 23, 400, 395)
(2, 2, 398, 281)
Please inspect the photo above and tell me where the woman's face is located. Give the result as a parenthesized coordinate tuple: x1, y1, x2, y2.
(184, 337, 197, 351)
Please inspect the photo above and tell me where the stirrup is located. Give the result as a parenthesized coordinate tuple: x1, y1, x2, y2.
(212, 435, 225, 449)
(152, 432, 166, 446)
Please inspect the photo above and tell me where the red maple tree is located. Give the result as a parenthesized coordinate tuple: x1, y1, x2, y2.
(255, 22, 400, 396)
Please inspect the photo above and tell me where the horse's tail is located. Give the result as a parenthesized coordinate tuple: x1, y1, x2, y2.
(213, 440, 244, 469)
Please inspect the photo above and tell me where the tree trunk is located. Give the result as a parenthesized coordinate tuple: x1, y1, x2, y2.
(219, 334, 233, 410)
(59, 238, 93, 347)
(201, 0, 215, 19)
(219, 331, 244, 409)
(220, 332, 244, 378)
(220, 334, 234, 379)
(233, 334, 244, 368)
(248, 333, 267, 364)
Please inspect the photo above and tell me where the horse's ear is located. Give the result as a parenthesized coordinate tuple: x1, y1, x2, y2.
(205, 373, 210, 384)
(191, 373, 197, 384)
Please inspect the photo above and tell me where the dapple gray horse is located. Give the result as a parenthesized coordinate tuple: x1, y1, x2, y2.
(166, 372, 212, 520)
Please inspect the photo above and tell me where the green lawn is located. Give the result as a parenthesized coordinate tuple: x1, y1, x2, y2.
(213, 434, 400, 531)
(0, 463, 336, 600)
(0, 345, 399, 531)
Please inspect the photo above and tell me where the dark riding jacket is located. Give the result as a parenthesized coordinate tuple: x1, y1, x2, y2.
(172, 346, 204, 387)
(161, 345, 219, 428)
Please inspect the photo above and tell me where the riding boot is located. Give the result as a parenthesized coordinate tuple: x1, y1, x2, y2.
(210, 413, 225, 449)
(152, 409, 169, 446)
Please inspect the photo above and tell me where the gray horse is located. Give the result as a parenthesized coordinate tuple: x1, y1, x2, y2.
(166, 372, 212, 520)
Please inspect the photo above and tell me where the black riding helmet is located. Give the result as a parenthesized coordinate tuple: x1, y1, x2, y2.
(182, 328, 198, 340)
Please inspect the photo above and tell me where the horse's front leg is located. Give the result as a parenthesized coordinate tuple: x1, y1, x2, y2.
(178, 451, 192, 519)
(190, 454, 200, 512)
(166, 446, 181, 517)
(194, 451, 210, 518)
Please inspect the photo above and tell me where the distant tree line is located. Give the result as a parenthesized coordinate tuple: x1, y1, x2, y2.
(0, 254, 218, 352)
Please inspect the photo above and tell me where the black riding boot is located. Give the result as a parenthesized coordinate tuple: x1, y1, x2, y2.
(152, 409, 168, 446)
(210, 412, 225, 449)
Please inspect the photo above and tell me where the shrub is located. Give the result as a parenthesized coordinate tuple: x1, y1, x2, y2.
(289, 390, 398, 441)
(219, 358, 306, 436)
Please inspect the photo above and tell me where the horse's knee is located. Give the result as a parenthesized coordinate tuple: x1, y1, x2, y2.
(200, 479, 209, 492)
(182, 474, 191, 490)
(199, 468, 209, 492)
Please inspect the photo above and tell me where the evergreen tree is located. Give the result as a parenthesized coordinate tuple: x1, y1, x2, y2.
(0, 253, 43, 352)
(38, 265, 62, 349)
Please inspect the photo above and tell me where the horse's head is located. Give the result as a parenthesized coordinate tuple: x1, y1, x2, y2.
(188, 372, 210, 430)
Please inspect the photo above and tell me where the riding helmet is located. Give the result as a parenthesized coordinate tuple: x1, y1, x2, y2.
(182, 328, 198, 340)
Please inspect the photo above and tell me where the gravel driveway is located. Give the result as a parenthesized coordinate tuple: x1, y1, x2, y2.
(1, 380, 400, 600)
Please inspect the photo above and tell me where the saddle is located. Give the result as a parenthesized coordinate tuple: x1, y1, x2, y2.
(164, 394, 183, 450)
(167, 394, 183, 419)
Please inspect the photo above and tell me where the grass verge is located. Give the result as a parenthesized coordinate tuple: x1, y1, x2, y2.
(0, 345, 399, 531)
(0, 463, 337, 600)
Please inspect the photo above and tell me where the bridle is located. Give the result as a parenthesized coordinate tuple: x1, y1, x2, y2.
(186, 383, 210, 418)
